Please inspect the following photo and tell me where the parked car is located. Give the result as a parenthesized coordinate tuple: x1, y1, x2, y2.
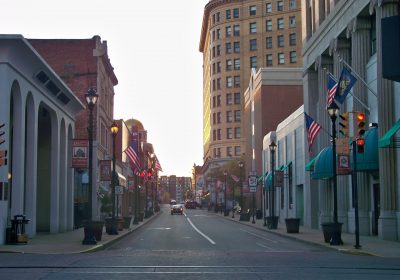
(185, 200, 196, 209)
(171, 204, 184, 215)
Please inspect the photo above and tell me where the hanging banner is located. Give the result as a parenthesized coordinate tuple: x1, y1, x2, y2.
(99, 160, 112, 181)
(128, 176, 135, 191)
(72, 139, 88, 168)
(338, 154, 351, 175)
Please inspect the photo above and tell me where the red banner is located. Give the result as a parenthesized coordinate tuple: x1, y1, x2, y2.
(72, 139, 88, 168)
(99, 160, 112, 181)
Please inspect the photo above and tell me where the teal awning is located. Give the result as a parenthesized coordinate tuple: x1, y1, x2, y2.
(312, 146, 333, 180)
(379, 118, 400, 148)
(264, 173, 272, 189)
(258, 172, 268, 183)
(351, 127, 379, 171)
(305, 157, 316, 172)
(281, 161, 292, 171)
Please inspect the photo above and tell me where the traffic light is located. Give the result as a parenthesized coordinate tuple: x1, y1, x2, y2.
(339, 112, 349, 136)
(356, 112, 366, 137)
(356, 138, 365, 153)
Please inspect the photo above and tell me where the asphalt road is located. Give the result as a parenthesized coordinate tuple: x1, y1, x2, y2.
(1, 205, 400, 280)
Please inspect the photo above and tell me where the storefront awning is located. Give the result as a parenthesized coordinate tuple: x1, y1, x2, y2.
(379, 118, 400, 148)
(258, 172, 268, 183)
(281, 161, 292, 171)
(305, 157, 316, 172)
(312, 146, 333, 180)
(351, 127, 379, 171)
(264, 173, 272, 189)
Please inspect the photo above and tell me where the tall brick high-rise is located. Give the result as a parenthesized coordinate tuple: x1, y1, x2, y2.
(199, 0, 302, 170)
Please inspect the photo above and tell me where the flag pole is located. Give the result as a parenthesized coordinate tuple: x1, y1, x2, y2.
(338, 55, 378, 98)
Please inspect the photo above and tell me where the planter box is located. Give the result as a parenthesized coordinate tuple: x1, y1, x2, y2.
(321, 222, 343, 244)
(105, 218, 118, 235)
(117, 218, 124, 231)
(123, 216, 132, 229)
(285, 218, 300, 233)
(239, 213, 250, 221)
(266, 216, 279, 229)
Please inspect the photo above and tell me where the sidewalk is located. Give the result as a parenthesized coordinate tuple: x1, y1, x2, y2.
(212, 209, 400, 258)
(0, 212, 159, 254)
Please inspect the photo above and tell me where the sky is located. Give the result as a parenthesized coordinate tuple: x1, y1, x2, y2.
(0, 0, 210, 176)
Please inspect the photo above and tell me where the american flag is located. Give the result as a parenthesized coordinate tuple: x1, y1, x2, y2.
(124, 145, 141, 172)
(305, 113, 321, 155)
(327, 73, 338, 107)
(154, 155, 163, 172)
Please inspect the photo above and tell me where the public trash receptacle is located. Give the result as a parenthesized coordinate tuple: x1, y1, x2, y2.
(11, 215, 30, 244)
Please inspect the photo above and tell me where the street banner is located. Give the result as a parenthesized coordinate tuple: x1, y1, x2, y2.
(72, 139, 88, 168)
(99, 160, 112, 181)
(128, 176, 135, 191)
(338, 154, 351, 175)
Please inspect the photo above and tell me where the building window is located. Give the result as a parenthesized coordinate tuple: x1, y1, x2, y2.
(234, 59, 240, 70)
(234, 146, 241, 156)
(213, 113, 216, 124)
(234, 76, 240, 87)
(289, 16, 296, 28)
(226, 26, 232, 37)
(226, 111, 233, 122)
(226, 147, 233, 157)
(266, 3, 272, 13)
(213, 130, 216, 141)
(212, 96, 216, 107)
(250, 39, 257, 51)
(250, 56, 257, 69)
(289, 0, 296, 9)
(212, 46, 215, 58)
(217, 62, 221, 73)
(290, 51, 297, 63)
(226, 93, 233, 105)
(217, 112, 221, 123)
(234, 92, 241, 104)
(234, 110, 241, 122)
(216, 148, 221, 157)
(212, 79, 216, 91)
(233, 25, 240, 36)
(278, 53, 285, 64)
(266, 54, 273, 66)
(250, 22, 257, 33)
(216, 12, 220, 22)
(212, 63, 216, 74)
(277, 18, 284, 29)
(226, 9, 231, 20)
(235, 127, 241, 138)
(233, 8, 239, 18)
(227, 128, 233, 139)
(266, 36, 272, 49)
(277, 35, 284, 47)
(212, 30, 215, 41)
(266, 20, 272, 31)
(216, 45, 221, 56)
(217, 78, 221, 90)
(217, 29, 221, 39)
(217, 95, 221, 106)
(249, 5, 257, 16)
(226, 42, 232, 54)
(212, 14, 216, 24)
(289, 33, 296, 46)
(277, 1, 283, 11)
(217, 129, 221, 140)
(226, 59, 232, 71)
(234, 41, 240, 53)
(227, 76, 233, 88)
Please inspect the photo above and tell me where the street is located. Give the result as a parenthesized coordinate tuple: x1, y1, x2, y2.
(0, 205, 399, 280)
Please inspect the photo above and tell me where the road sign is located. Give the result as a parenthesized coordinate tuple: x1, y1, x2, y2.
(248, 174, 257, 193)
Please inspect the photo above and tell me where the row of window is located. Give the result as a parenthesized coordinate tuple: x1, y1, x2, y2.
(212, 17, 297, 41)
(211, 33, 297, 59)
(212, 76, 241, 90)
(212, 93, 241, 108)
(212, 110, 241, 124)
(212, 0, 298, 24)
(213, 146, 241, 158)
(212, 127, 241, 141)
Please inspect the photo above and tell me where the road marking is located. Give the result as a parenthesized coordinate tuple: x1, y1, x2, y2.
(256, 243, 274, 250)
(186, 217, 216, 245)
(149, 227, 171, 230)
(240, 229, 278, 243)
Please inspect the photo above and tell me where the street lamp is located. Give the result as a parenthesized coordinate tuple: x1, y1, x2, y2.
(238, 161, 244, 220)
(109, 122, 119, 235)
(327, 101, 342, 245)
(223, 170, 227, 216)
(268, 141, 277, 229)
(82, 87, 98, 245)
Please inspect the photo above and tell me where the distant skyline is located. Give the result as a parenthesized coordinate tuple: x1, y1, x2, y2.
(0, 0, 209, 176)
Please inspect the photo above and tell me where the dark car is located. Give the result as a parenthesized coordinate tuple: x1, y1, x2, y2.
(185, 200, 197, 209)
(171, 204, 183, 215)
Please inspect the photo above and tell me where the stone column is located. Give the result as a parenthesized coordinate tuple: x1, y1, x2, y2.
(50, 114, 60, 233)
(59, 122, 67, 232)
(315, 55, 334, 225)
(303, 67, 320, 229)
(371, 0, 398, 240)
(347, 16, 372, 235)
(329, 37, 351, 231)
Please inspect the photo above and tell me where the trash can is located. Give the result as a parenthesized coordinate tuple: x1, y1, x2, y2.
(11, 215, 30, 244)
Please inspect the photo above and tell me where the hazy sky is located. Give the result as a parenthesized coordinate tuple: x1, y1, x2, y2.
(1, 0, 209, 176)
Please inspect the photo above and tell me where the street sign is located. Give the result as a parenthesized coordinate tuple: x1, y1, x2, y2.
(248, 174, 257, 193)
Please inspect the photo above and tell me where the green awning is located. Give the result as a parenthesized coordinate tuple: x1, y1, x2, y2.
(305, 157, 316, 172)
(351, 127, 379, 171)
(379, 118, 400, 148)
(264, 173, 272, 189)
(312, 146, 333, 180)
(281, 161, 292, 171)
(258, 172, 268, 183)
(277, 164, 284, 170)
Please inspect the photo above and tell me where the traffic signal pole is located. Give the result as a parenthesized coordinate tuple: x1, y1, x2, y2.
(351, 140, 361, 249)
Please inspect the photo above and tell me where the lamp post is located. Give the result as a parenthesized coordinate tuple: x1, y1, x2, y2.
(238, 161, 244, 220)
(82, 87, 98, 245)
(109, 122, 119, 235)
(268, 141, 277, 229)
(327, 101, 342, 245)
(223, 171, 227, 216)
